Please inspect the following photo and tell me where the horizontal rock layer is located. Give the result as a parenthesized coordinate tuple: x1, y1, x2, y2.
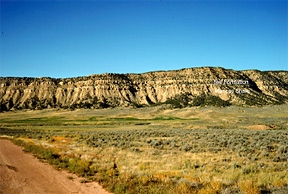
(0, 67, 287, 111)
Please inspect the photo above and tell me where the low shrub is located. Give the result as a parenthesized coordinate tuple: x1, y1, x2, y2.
(11, 138, 97, 177)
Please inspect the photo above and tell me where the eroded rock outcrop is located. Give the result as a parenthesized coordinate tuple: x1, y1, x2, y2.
(0, 67, 287, 111)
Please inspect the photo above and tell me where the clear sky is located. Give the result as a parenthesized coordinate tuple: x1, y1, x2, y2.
(1, 0, 287, 78)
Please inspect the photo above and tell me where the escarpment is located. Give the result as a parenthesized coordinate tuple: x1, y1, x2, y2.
(1, 67, 287, 111)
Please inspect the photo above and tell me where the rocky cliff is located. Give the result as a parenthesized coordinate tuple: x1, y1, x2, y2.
(1, 67, 287, 111)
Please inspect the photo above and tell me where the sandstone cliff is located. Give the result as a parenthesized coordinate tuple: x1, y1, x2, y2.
(1, 67, 287, 111)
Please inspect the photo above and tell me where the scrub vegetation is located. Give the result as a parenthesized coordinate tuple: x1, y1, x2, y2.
(0, 105, 287, 193)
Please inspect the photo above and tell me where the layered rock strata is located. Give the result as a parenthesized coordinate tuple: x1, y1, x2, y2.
(0, 67, 287, 111)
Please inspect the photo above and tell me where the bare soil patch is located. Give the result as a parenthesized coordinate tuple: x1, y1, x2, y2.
(0, 139, 111, 194)
(245, 125, 270, 130)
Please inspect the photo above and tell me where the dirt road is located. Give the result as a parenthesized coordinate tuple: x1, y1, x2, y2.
(0, 139, 111, 194)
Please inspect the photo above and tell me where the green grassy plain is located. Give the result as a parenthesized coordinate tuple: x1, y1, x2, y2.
(0, 104, 287, 193)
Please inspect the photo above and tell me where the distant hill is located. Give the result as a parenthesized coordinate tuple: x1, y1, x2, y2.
(1, 67, 287, 111)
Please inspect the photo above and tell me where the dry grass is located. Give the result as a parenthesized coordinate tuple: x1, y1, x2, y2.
(1, 104, 287, 193)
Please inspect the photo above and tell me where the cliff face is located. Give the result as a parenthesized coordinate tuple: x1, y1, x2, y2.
(1, 67, 287, 111)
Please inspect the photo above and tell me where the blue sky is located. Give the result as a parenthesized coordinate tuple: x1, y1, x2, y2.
(1, 1, 287, 78)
